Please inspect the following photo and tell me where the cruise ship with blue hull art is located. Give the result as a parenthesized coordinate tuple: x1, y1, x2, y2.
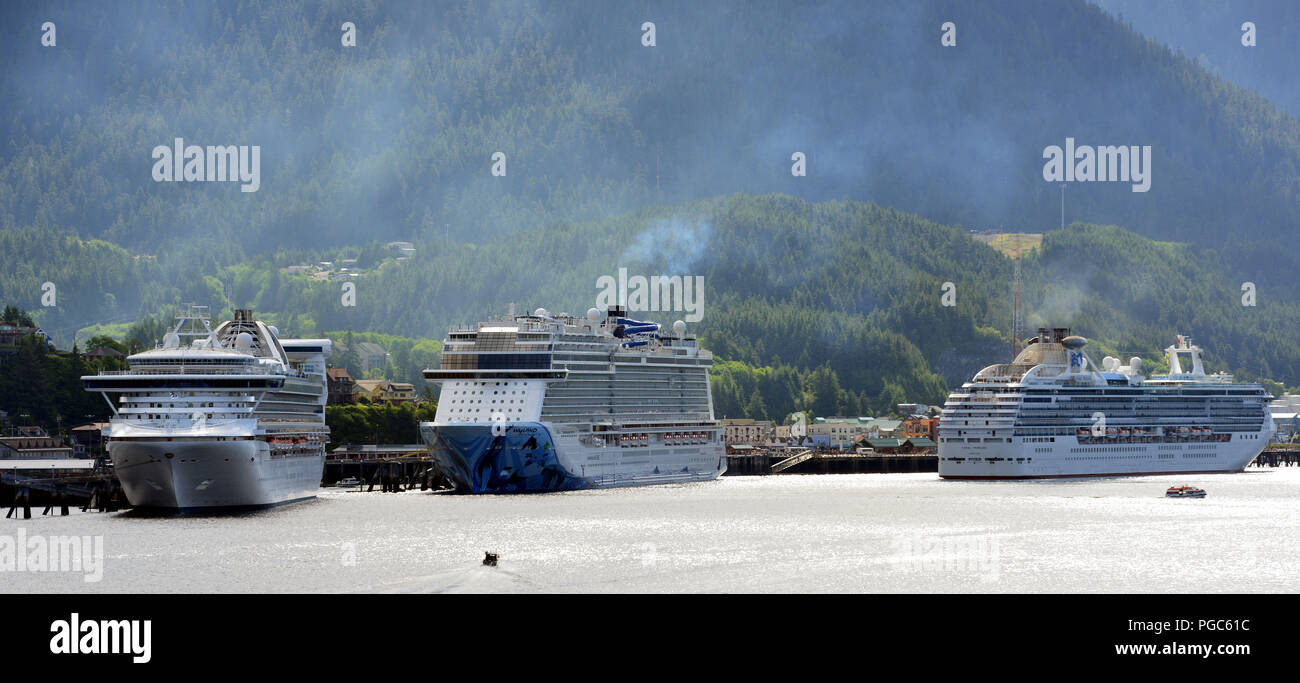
(419, 306, 726, 493)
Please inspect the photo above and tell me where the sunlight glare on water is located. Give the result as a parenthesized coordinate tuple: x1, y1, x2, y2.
(3, 469, 1298, 593)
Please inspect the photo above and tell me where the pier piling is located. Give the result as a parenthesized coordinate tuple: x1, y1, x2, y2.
(725, 451, 938, 476)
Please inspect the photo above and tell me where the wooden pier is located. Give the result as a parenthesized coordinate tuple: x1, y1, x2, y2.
(2, 460, 127, 518)
(726, 451, 937, 475)
(1252, 446, 1300, 468)
(324, 446, 452, 492)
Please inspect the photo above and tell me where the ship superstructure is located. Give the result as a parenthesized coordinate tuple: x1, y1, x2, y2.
(83, 307, 330, 509)
(938, 328, 1272, 478)
(419, 306, 725, 492)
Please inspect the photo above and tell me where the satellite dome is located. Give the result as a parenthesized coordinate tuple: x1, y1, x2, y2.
(1129, 357, 1143, 372)
(534, 307, 549, 318)
(673, 320, 686, 336)
(235, 332, 255, 353)
(586, 307, 602, 323)
(163, 332, 181, 349)
(1061, 335, 1087, 350)
(1102, 356, 1118, 371)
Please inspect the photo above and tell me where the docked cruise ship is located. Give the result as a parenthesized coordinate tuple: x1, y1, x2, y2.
(83, 308, 331, 509)
(938, 328, 1273, 479)
(418, 306, 725, 493)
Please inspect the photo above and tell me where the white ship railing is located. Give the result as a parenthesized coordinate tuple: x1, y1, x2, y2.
(96, 366, 307, 379)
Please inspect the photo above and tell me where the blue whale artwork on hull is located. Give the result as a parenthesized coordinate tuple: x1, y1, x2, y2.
(429, 423, 589, 493)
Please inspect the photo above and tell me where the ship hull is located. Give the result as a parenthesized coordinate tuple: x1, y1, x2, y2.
(108, 438, 323, 510)
(420, 421, 726, 493)
(938, 433, 1268, 479)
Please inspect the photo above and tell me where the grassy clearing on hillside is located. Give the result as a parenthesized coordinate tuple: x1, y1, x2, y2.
(974, 233, 1043, 259)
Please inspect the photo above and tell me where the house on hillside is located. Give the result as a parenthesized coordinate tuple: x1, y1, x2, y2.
(83, 345, 126, 363)
(326, 366, 357, 404)
(0, 323, 54, 359)
(353, 379, 417, 405)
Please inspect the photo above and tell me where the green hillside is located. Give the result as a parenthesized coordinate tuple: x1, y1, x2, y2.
(9, 193, 1297, 428)
(2, 0, 1300, 267)
(4, 0, 1300, 426)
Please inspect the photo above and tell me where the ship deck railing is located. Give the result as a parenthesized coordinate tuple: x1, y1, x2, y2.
(94, 366, 307, 379)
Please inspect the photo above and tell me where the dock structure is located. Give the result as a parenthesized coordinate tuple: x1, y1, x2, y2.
(324, 444, 452, 492)
(1252, 446, 1300, 468)
(726, 449, 937, 475)
(770, 449, 814, 473)
(1, 457, 126, 517)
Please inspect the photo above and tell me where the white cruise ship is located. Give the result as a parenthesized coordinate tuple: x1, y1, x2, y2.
(83, 307, 331, 510)
(419, 306, 725, 493)
(938, 328, 1273, 479)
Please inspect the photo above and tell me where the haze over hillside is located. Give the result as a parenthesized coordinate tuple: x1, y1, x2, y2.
(3, 0, 1300, 405)
(2, 0, 1299, 257)
(1092, 0, 1300, 117)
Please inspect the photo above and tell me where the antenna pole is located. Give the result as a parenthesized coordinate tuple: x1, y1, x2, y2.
(1012, 256, 1023, 360)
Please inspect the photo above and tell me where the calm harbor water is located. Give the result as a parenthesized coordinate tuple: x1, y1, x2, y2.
(4, 469, 1299, 593)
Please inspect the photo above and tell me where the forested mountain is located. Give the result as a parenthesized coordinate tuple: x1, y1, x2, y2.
(11, 192, 1298, 425)
(1092, 0, 1300, 117)
(2, 0, 1299, 261)
(4, 1, 1300, 423)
